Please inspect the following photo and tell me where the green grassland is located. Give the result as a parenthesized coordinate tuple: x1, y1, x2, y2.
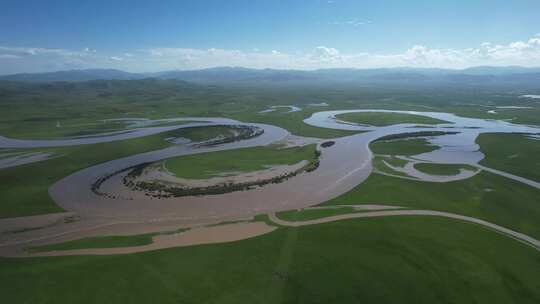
(2, 217, 539, 303)
(445, 105, 540, 126)
(1, 80, 540, 303)
(276, 207, 357, 221)
(0, 126, 245, 218)
(0, 80, 362, 139)
(28, 227, 189, 252)
(28, 234, 156, 253)
(477, 133, 540, 182)
(230, 109, 361, 139)
(413, 163, 477, 176)
(336, 112, 448, 126)
(171, 125, 238, 142)
(2, 80, 538, 141)
(372, 156, 410, 177)
(370, 138, 437, 156)
(378, 156, 408, 167)
(164, 144, 317, 179)
(324, 171, 540, 239)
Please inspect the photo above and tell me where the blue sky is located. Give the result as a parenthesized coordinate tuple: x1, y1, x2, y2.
(1, 0, 539, 73)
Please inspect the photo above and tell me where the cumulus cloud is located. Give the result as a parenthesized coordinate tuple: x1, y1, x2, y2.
(312, 46, 341, 61)
(1, 34, 540, 74)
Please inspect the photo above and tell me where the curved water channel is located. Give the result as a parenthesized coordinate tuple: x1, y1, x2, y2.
(1, 109, 540, 255)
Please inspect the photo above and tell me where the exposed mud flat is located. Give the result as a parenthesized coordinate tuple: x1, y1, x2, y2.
(258, 105, 301, 113)
(21, 222, 276, 257)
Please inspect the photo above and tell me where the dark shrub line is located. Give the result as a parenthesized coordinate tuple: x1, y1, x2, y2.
(372, 131, 459, 142)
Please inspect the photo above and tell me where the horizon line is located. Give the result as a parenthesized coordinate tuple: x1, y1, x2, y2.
(2, 65, 540, 76)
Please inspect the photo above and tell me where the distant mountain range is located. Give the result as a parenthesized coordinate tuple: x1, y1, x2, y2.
(0, 69, 143, 82)
(2, 66, 540, 87)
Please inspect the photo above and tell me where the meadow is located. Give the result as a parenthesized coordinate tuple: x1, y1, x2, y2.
(1, 80, 540, 303)
(477, 133, 540, 182)
(2, 217, 539, 304)
(164, 144, 317, 179)
(336, 112, 447, 126)
(324, 171, 540, 239)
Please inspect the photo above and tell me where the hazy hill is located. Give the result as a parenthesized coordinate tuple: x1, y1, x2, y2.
(2, 66, 540, 88)
(0, 78, 205, 102)
(0, 69, 145, 82)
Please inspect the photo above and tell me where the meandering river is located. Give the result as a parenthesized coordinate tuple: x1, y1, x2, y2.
(1, 109, 540, 256)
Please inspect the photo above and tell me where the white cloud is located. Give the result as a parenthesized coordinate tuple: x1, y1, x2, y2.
(0, 46, 77, 57)
(329, 20, 372, 26)
(1, 35, 540, 74)
(311, 46, 341, 62)
(0, 54, 21, 59)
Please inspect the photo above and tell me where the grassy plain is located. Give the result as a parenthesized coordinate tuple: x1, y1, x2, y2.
(28, 234, 156, 253)
(413, 163, 476, 176)
(372, 156, 410, 177)
(477, 133, 540, 182)
(164, 144, 317, 179)
(370, 138, 437, 156)
(324, 172, 540, 239)
(1, 79, 540, 302)
(2, 217, 539, 303)
(0, 80, 361, 139)
(336, 112, 447, 126)
(172, 126, 236, 142)
(2, 80, 538, 140)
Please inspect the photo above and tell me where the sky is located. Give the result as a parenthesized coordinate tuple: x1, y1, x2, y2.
(1, 0, 540, 74)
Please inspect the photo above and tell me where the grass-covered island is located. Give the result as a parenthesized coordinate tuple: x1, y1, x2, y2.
(119, 144, 321, 198)
(164, 144, 317, 179)
(336, 112, 448, 126)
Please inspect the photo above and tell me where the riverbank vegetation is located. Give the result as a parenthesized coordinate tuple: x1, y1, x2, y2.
(27, 228, 189, 253)
(28, 234, 156, 253)
(370, 138, 438, 156)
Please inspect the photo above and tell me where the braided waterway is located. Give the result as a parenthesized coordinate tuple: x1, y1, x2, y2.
(1, 110, 540, 256)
